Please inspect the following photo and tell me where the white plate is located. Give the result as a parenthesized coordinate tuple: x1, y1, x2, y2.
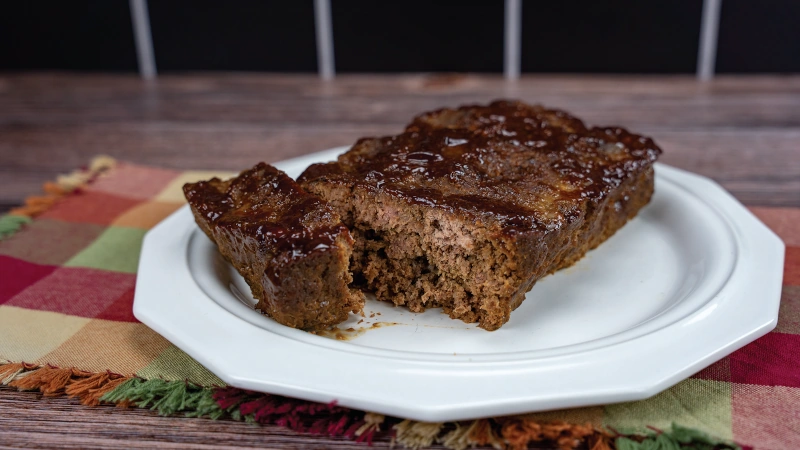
(134, 147, 784, 422)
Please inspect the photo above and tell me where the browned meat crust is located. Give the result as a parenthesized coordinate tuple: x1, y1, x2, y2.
(184, 163, 364, 330)
(299, 100, 661, 330)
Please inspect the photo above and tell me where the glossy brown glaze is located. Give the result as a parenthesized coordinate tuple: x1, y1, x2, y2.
(184, 163, 348, 264)
(299, 100, 662, 235)
(183, 163, 363, 330)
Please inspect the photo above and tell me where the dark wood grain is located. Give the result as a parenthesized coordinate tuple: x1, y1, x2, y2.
(1, 73, 799, 210)
(0, 387, 554, 450)
(0, 73, 798, 448)
(0, 387, 394, 449)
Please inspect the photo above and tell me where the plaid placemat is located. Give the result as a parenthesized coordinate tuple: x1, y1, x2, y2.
(1, 158, 797, 450)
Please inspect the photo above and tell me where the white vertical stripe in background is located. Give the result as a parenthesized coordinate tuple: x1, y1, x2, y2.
(504, 0, 522, 80)
(126, 1, 721, 82)
(697, 0, 722, 81)
(314, 0, 336, 80)
(129, 0, 157, 79)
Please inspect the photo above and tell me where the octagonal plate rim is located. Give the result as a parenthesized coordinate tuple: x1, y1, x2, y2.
(133, 148, 784, 422)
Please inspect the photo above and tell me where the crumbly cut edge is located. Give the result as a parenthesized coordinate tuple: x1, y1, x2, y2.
(250, 231, 366, 330)
(184, 180, 365, 331)
(302, 166, 655, 331)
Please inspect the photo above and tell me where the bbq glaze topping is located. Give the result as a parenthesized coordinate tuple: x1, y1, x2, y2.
(299, 100, 662, 233)
(184, 163, 349, 260)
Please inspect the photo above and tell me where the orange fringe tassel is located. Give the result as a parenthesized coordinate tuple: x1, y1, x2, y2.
(0, 362, 36, 384)
(501, 419, 611, 450)
(4, 364, 130, 406)
(8, 156, 114, 219)
(64, 371, 130, 406)
(467, 419, 504, 448)
(9, 195, 60, 217)
(11, 367, 85, 396)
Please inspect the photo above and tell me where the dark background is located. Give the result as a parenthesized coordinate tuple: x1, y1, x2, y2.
(1, 0, 798, 74)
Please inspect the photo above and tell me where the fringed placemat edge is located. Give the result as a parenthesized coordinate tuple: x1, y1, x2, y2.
(0, 361, 742, 450)
(0, 155, 116, 240)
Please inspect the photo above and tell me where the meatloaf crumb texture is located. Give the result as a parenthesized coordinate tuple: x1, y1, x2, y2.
(183, 163, 364, 330)
(299, 100, 662, 330)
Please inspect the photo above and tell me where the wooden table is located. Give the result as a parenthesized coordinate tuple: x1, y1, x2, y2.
(1, 74, 798, 448)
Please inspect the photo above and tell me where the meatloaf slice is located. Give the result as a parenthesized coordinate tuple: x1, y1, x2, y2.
(184, 163, 364, 330)
(299, 100, 662, 331)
